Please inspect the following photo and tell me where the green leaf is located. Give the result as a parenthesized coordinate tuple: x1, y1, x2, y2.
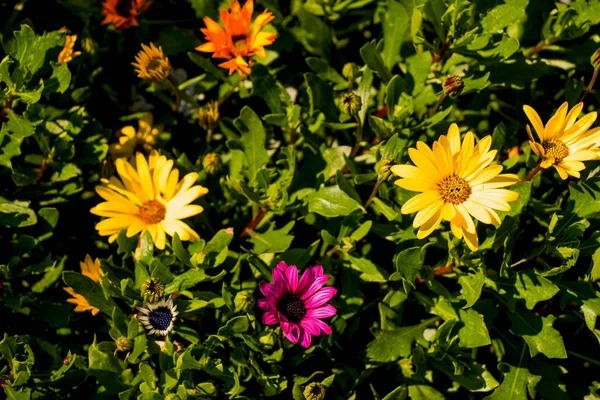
(0, 200, 37, 227)
(366, 317, 437, 362)
(513, 270, 560, 310)
(382, 385, 408, 400)
(480, 0, 529, 35)
(304, 73, 339, 121)
(393, 245, 428, 286)
(43, 62, 71, 94)
(187, 52, 226, 81)
(408, 385, 445, 400)
(249, 221, 295, 254)
(234, 106, 269, 180)
(381, 0, 410, 69)
(165, 269, 206, 294)
(7, 25, 64, 80)
(345, 254, 387, 282)
(458, 270, 485, 308)
(510, 310, 567, 359)
(306, 57, 348, 88)
(484, 345, 541, 400)
(217, 316, 250, 336)
(461, 72, 491, 95)
(457, 308, 491, 348)
(429, 358, 499, 392)
(251, 64, 285, 114)
(62, 271, 116, 315)
(308, 185, 364, 217)
(360, 41, 393, 83)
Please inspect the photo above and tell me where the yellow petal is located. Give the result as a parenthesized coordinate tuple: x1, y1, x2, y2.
(523, 105, 545, 141)
(401, 191, 442, 214)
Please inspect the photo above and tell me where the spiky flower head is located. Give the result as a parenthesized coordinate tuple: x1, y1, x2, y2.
(142, 277, 165, 303)
(304, 382, 326, 400)
(234, 290, 255, 313)
(115, 336, 132, 352)
(443, 75, 464, 97)
(137, 296, 179, 336)
(132, 43, 172, 82)
(199, 101, 220, 130)
(340, 92, 362, 116)
(592, 48, 600, 70)
(202, 153, 223, 175)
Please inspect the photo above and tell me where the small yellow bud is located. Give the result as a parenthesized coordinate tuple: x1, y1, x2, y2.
(202, 152, 223, 175)
(142, 277, 165, 303)
(443, 75, 464, 97)
(591, 48, 600, 70)
(342, 63, 359, 81)
(115, 336, 132, 352)
(199, 101, 220, 130)
(304, 382, 326, 400)
(340, 92, 362, 116)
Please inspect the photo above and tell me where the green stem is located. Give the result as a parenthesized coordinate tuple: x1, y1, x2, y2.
(217, 77, 245, 106)
(567, 350, 600, 367)
(579, 68, 599, 103)
(349, 114, 362, 158)
(364, 179, 383, 209)
(166, 76, 181, 111)
(428, 92, 447, 117)
(526, 40, 547, 58)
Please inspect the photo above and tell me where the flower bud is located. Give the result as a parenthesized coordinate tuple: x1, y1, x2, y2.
(63, 355, 73, 366)
(340, 92, 362, 116)
(591, 48, 600, 70)
(142, 277, 165, 303)
(234, 290, 255, 313)
(342, 63, 359, 81)
(443, 75, 464, 97)
(115, 336, 132, 352)
(81, 37, 99, 56)
(376, 158, 395, 181)
(304, 382, 326, 400)
(202, 152, 223, 175)
(199, 101, 220, 130)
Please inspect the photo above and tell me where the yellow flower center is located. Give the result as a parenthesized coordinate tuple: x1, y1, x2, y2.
(139, 200, 166, 225)
(542, 140, 569, 164)
(232, 34, 247, 52)
(439, 175, 472, 205)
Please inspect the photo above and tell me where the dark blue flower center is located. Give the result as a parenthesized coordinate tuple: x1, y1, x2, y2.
(149, 307, 173, 331)
(278, 294, 306, 323)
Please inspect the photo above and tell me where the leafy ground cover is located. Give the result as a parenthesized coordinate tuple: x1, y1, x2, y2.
(3, 0, 600, 399)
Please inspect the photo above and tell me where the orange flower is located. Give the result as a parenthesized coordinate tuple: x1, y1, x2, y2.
(196, 0, 277, 76)
(101, 0, 150, 31)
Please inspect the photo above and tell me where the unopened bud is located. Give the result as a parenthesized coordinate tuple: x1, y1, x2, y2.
(340, 92, 362, 116)
(142, 277, 165, 303)
(202, 152, 222, 175)
(234, 291, 255, 313)
(63, 355, 73, 365)
(304, 382, 326, 400)
(115, 336, 132, 352)
(443, 75, 464, 97)
(376, 158, 395, 180)
(199, 101, 219, 130)
(81, 37, 99, 56)
(342, 63, 359, 81)
(591, 48, 600, 70)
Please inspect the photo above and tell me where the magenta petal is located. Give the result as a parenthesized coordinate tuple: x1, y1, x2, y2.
(300, 318, 320, 336)
(257, 298, 275, 311)
(304, 286, 337, 309)
(307, 304, 337, 319)
(300, 275, 328, 300)
(262, 311, 279, 325)
(272, 267, 288, 290)
(313, 319, 332, 335)
(285, 264, 299, 292)
(282, 322, 300, 343)
(311, 265, 324, 277)
(275, 261, 288, 272)
(299, 328, 312, 348)
(296, 267, 314, 295)
(259, 281, 276, 298)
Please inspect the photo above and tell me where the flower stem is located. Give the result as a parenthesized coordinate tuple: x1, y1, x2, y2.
(415, 263, 453, 285)
(428, 93, 446, 117)
(349, 114, 362, 158)
(526, 40, 547, 58)
(206, 128, 213, 144)
(364, 179, 383, 209)
(579, 68, 599, 103)
(217, 77, 245, 106)
(521, 164, 542, 182)
(240, 206, 267, 239)
(166, 76, 181, 111)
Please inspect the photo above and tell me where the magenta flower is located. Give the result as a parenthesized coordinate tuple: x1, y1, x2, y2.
(258, 262, 337, 348)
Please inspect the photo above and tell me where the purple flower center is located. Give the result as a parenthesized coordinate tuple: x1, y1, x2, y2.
(149, 307, 173, 331)
(278, 294, 306, 323)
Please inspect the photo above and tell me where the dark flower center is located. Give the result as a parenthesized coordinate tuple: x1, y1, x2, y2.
(232, 34, 247, 51)
(149, 307, 173, 331)
(439, 175, 472, 205)
(543, 139, 569, 164)
(139, 200, 166, 224)
(278, 294, 306, 323)
(116, 0, 133, 17)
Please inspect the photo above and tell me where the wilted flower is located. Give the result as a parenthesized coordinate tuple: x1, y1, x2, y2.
(591, 47, 600, 69)
(142, 277, 165, 303)
(90, 151, 208, 249)
(102, 0, 150, 31)
(64, 255, 103, 316)
(391, 123, 520, 251)
(137, 296, 178, 336)
(524, 102, 600, 179)
(199, 101, 219, 130)
(443, 75, 464, 97)
(115, 336, 132, 352)
(58, 34, 81, 65)
(202, 153, 223, 175)
(195, 0, 277, 75)
(340, 92, 361, 116)
(132, 43, 172, 82)
(304, 382, 326, 400)
(81, 37, 99, 55)
(234, 290, 255, 313)
(109, 113, 162, 161)
(258, 262, 337, 348)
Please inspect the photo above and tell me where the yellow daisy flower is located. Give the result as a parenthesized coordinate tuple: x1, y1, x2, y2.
(523, 102, 600, 179)
(64, 287, 100, 316)
(109, 113, 162, 161)
(132, 43, 172, 82)
(90, 151, 208, 250)
(64, 254, 103, 316)
(58, 34, 82, 65)
(391, 123, 520, 251)
(80, 254, 103, 284)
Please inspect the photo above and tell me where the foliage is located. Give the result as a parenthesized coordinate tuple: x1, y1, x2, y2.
(2, 0, 600, 399)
